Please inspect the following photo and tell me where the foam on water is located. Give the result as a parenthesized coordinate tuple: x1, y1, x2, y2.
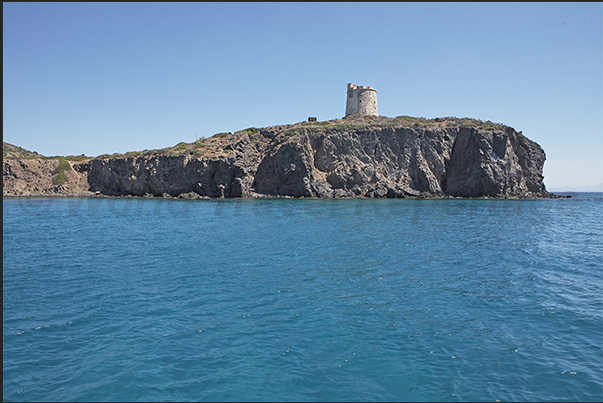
(3, 195, 603, 401)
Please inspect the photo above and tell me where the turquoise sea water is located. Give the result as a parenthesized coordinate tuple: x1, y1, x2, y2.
(3, 194, 603, 402)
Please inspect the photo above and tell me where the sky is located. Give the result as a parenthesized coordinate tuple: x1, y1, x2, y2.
(3, 2, 602, 189)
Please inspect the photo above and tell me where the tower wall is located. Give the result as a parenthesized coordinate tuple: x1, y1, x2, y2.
(345, 83, 378, 118)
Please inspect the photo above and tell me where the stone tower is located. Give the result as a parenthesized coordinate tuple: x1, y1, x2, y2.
(345, 83, 378, 118)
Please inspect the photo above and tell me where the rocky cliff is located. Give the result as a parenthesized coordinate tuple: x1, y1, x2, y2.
(3, 116, 551, 198)
(3, 157, 92, 197)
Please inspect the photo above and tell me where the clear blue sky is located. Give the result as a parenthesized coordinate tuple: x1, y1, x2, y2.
(4, 2, 602, 189)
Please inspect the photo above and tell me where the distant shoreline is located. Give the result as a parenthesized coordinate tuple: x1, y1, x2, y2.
(547, 186, 603, 193)
(3, 193, 575, 200)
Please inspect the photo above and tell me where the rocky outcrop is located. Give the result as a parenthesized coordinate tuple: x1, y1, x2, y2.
(86, 156, 248, 198)
(3, 117, 551, 198)
(2, 158, 93, 197)
(442, 127, 547, 197)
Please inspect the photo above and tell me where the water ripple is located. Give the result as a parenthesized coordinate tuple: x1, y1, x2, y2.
(3, 196, 603, 401)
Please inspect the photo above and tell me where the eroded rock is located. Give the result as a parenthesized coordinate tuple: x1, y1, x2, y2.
(3, 118, 551, 198)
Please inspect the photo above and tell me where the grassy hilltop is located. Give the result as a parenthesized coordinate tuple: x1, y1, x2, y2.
(3, 142, 91, 161)
(92, 115, 508, 159)
(3, 142, 43, 159)
(4, 116, 508, 161)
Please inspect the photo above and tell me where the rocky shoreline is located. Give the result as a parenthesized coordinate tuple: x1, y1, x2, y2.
(4, 116, 563, 199)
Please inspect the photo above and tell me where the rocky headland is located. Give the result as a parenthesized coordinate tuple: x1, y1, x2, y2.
(3, 115, 556, 199)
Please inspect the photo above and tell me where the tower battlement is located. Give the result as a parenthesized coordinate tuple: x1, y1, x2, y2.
(345, 83, 378, 118)
(347, 83, 374, 91)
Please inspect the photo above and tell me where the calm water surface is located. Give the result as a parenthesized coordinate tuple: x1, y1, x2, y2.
(3, 195, 603, 401)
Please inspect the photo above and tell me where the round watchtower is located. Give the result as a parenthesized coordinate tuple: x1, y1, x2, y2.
(345, 83, 378, 118)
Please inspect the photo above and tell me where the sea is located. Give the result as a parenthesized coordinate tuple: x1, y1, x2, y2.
(3, 194, 603, 402)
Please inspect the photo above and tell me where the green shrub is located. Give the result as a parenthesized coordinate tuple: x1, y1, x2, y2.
(68, 154, 91, 161)
(457, 117, 481, 127)
(52, 159, 72, 175)
(284, 127, 301, 136)
(237, 128, 258, 138)
(174, 142, 189, 150)
(482, 121, 505, 130)
(212, 132, 231, 138)
(386, 118, 401, 126)
(52, 171, 69, 186)
(329, 122, 363, 131)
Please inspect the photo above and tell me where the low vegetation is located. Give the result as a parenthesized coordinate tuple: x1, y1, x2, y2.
(59, 154, 92, 161)
(3, 142, 93, 161)
(51, 171, 69, 186)
(233, 127, 259, 138)
(5, 116, 509, 164)
(212, 132, 231, 138)
(279, 115, 507, 133)
(51, 159, 72, 175)
(50, 158, 72, 186)
(3, 142, 42, 159)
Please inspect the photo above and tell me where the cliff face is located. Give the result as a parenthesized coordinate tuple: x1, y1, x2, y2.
(3, 117, 550, 198)
(85, 156, 249, 198)
(248, 124, 547, 198)
(2, 157, 92, 196)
